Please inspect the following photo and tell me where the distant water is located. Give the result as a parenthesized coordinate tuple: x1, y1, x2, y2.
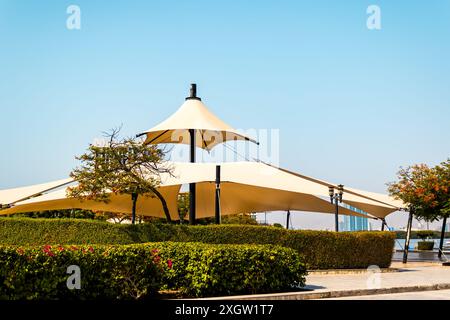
(395, 238, 450, 251)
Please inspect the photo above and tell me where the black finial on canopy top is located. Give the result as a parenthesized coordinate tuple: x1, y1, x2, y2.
(186, 83, 201, 101)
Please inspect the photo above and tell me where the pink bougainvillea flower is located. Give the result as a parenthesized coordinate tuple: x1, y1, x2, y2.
(167, 259, 173, 269)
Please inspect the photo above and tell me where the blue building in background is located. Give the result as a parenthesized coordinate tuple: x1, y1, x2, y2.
(343, 206, 369, 231)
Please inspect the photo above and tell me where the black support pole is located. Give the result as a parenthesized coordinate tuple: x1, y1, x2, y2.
(131, 193, 138, 225)
(335, 202, 339, 232)
(381, 218, 386, 231)
(189, 128, 196, 225)
(215, 165, 221, 224)
(403, 210, 414, 264)
(286, 210, 291, 230)
(439, 216, 447, 259)
(186, 84, 200, 225)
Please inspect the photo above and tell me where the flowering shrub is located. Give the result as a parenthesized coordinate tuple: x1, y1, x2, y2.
(0, 245, 168, 300)
(139, 242, 307, 297)
(0, 242, 306, 299)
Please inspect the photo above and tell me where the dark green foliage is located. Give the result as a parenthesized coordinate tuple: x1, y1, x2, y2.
(0, 244, 165, 300)
(0, 242, 305, 299)
(0, 218, 395, 269)
(146, 242, 306, 297)
(273, 223, 284, 228)
(395, 230, 450, 239)
(416, 241, 434, 250)
(10, 209, 100, 220)
(416, 230, 435, 240)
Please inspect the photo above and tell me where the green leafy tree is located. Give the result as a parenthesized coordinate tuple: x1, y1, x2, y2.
(177, 193, 189, 224)
(68, 128, 173, 224)
(388, 159, 450, 253)
(388, 162, 449, 222)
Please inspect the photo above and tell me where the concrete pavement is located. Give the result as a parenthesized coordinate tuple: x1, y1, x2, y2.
(324, 289, 450, 300)
(203, 262, 450, 300)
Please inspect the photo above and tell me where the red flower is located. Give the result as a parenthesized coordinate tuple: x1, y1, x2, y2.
(46, 251, 55, 257)
(88, 246, 94, 253)
(16, 248, 24, 255)
(153, 256, 161, 263)
(167, 259, 173, 269)
(57, 246, 65, 252)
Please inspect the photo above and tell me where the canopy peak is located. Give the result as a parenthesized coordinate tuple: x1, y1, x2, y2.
(185, 83, 201, 101)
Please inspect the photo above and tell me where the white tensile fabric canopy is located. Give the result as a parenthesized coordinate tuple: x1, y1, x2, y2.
(0, 178, 73, 206)
(0, 162, 399, 220)
(139, 98, 257, 150)
(0, 185, 181, 220)
(274, 165, 404, 218)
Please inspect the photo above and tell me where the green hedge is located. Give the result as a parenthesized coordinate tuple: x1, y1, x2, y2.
(395, 230, 450, 239)
(0, 242, 305, 299)
(0, 218, 395, 269)
(150, 242, 306, 297)
(0, 244, 164, 300)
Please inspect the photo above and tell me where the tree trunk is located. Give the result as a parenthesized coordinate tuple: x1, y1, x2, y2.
(439, 216, 447, 258)
(152, 188, 172, 222)
(131, 193, 138, 224)
(403, 209, 414, 263)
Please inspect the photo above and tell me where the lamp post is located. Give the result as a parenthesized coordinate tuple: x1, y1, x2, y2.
(329, 184, 344, 232)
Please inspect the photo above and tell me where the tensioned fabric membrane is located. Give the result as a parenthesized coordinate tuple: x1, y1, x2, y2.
(139, 98, 257, 150)
(0, 161, 402, 219)
(273, 165, 403, 219)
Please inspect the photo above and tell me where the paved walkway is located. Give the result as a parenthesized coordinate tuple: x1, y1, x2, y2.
(305, 263, 450, 292)
(203, 262, 450, 300)
(324, 289, 450, 300)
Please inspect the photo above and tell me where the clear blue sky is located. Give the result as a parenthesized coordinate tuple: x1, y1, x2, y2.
(1, 1, 449, 229)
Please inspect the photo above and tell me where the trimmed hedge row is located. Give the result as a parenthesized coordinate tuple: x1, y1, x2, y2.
(153, 242, 306, 297)
(0, 242, 306, 299)
(0, 218, 395, 269)
(395, 230, 450, 239)
(0, 244, 164, 300)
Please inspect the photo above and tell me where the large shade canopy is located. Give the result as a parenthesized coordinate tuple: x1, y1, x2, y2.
(1, 162, 370, 219)
(1, 161, 401, 220)
(139, 88, 257, 150)
(0, 178, 73, 206)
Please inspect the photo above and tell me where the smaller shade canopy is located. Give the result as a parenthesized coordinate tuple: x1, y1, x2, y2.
(0, 178, 73, 206)
(140, 98, 257, 150)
